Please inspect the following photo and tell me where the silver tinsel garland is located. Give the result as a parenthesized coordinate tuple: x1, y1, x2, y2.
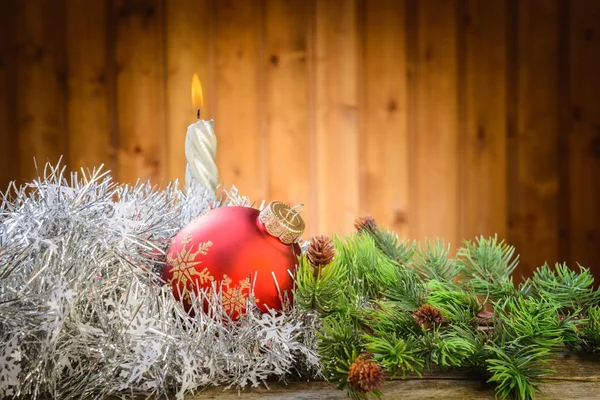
(0, 163, 320, 399)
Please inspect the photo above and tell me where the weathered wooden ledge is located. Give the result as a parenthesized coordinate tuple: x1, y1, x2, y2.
(183, 352, 600, 399)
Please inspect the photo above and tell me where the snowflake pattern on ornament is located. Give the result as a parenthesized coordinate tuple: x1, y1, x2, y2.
(166, 232, 213, 300)
(220, 275, 258, 318)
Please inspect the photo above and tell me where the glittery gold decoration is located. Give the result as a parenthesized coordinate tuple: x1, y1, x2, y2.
(166, 232, 214, 300)
(259, 201, 305, 244)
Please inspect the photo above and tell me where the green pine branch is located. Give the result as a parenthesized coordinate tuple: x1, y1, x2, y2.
(425, 280, 482, 324)
(384, 267, 427, 311)
(417, 326, 479, 369)
(486, 345, 554, 400)
(317, 316, 363, 385)
(521, 262, 598, 312)
(356, 222, 416, 266)
(294, 228, 599, 400)
(579, 306, 600, 353)
(334, 234, 398, 300)
(458, 235, 519, 301)
(363, 332, 424, 377)
(294, 253, 346, 313)
(413, 239, 462, 283)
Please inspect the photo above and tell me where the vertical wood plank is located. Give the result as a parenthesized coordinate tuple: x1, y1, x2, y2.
(556, 0, 570, 270)
(0, 0, 18, 191)
(508, 0, 560, 276)
(15, 0, 68, 181)
(412, 0, 460, 248)
(165, 0, 213, 185)
(360, 0, 409, 237)
(265, 0, 311, 232)
(569, 0, 600, 274)
(215, 0, 265, 202)
(314, 0, 359, 236)
(66, 0, 112, 173)
(113, 0, 166, 185)
(461, 0, 508, 241)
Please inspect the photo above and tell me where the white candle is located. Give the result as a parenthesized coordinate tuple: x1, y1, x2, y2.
(185, 118, 218, 192)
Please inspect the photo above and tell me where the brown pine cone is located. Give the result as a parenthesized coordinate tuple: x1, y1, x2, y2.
(413, 304, 444, 330)
(348, 353, 384, 393)
(307, 235, 335, 275)
(354, 214, 378, 235)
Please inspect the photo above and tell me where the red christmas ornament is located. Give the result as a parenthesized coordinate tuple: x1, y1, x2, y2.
(163, 202, 305, 319)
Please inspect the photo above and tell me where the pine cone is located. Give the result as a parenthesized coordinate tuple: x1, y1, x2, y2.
(348, 353, 384, 393)
(307, 235, 335, 274)
(413, 304, 444, 330)
(354, 214, 378, 235)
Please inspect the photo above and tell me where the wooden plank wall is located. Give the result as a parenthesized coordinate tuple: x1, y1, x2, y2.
(0, 0, 599, 280)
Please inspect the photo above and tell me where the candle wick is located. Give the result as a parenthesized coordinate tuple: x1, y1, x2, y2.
(197, 109, 200, 120)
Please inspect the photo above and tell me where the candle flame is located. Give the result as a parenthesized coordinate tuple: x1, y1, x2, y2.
(191, 73, 204, 111)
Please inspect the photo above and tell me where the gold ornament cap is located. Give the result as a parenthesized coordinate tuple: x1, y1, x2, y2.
(259, 201, 305, 244)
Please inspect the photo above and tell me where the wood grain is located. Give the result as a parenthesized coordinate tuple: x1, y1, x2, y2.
(183, 381, 600, 400)
(508, 0, 560, 276)
(460, 0, 508, 243)
(215, 0, 265, 203)
(412, 0, 460, 249)
(113, 0, 167, 185)
(1, 0, 600, 279)
(0, 0, 17, 191)
(66, 0, 111, 174)
(15, 0, 68, 182)
(165, 0, 213, 185)
(360, 0, 410, 238)
(182, 352, 600, 399)
(569, 0, 600, 272)
(264, 0, 311, 233)
(314, 0, 360, 236)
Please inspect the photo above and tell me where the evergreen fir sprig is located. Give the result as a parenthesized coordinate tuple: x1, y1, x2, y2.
(556, 311, 581, 349)
(491, 296, 564, 349)
(425, 280, 483, 323)
(325, 288, 367, 332)
(416, 325, 479, 369)
(413, 239, 462, 283)
(367, 301, 422, 338)
(294, 254, 345, 313)
(522, 263, 598, 312)
(458, 235, 519, 300)
(483, 296, 568, 400)
(377, 230, 417, 266)
(317, 317, 363, 386)
(334, 234, 398, 300)
(459, 235, 519, 281)
(354, 214, 416, 265)
(294, 226, 597, 400)
(429, 300, 480, 328)
(384, 267, 427, 311)
(363, 332, 424, 377)
(579, 306, 600, 353)
(486, 345, 553, 400)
